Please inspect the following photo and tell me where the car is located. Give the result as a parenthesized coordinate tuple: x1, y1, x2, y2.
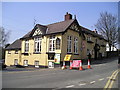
(0, 59, 7, 69)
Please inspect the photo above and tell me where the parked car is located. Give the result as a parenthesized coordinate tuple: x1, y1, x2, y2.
(0, 59, 6, 69)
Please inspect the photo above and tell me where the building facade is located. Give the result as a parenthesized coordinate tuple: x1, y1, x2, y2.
(5, 12, 107, 68)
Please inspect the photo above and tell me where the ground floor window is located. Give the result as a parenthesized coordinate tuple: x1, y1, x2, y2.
(35, 61, 39, 68)
(23, 60, 28, 66)
(14, 59, 18, 65)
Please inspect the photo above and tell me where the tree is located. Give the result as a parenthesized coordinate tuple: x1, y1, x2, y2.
(95, 12, 118, 51)
(0, 27, 10, 47)
(0, 27, 10, 59)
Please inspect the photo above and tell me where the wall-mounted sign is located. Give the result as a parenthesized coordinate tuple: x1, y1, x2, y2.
(64, 54, 71, 61)
(54, 54, 60, 64)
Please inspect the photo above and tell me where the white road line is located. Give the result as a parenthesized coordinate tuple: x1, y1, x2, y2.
(90, 81, 96, 84)
(66, 85, 75, 88)
(99, 78, 104, 81)
(94, 64, 106, 66)
(79, 83, 86, 86)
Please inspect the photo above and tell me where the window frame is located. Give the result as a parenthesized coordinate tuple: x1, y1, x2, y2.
(74, 37, 78, 54)
(49, 35, 56, 52)
(24, 40, 29, 53)
(56, 38, 61, 50)
(34, 37, 42, 53)
(67, 35, 72, 53)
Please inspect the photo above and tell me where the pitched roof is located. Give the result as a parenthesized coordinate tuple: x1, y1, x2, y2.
(6, 39, 21, 50)
(21, 19, 75, 39)
(46, 19, 75, 34)
(81, 26, 104, 39)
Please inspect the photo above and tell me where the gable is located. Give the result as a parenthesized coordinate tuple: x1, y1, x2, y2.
(33, 27, 42, 36)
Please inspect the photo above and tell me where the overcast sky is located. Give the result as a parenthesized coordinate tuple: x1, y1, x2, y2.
(2, 2, 118, 43)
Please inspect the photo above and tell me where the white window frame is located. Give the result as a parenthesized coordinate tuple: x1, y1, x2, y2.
(74, 37, 78, 54)
(67, 36, 72, 53)
(49, 35, 55, 52)
(34, 37, 42, 53)
(25, 40, 29, 53)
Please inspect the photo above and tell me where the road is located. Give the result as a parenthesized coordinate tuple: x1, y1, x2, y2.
(2, 57, 119, 89)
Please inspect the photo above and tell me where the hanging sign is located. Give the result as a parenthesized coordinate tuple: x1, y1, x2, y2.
(64, 54, 71, 61)
(54, 54, 60, 64)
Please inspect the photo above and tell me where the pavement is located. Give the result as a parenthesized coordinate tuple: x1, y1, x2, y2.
(2, 57, 120, 89)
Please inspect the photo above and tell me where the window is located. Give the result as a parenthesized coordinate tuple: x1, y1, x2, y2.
(56, 38, 60, 49)
(14, 59, 18, 65)
(8, 50, 11, 54)
(87, 37, 91, 41)
(34, 37, 42, 53)
(74, 37, 78, 54)
(67, 36, 72, 53)
(15, 50, 18, 54)
(49, 35, 55, 51)
(23, 60, 28, 66)
(34, 61, 39, 68)
(25, 40, 29, 53)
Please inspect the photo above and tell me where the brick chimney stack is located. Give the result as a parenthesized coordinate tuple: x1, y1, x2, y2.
(65, 12, 72, 21)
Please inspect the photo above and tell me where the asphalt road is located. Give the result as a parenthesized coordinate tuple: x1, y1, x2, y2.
(2, 57, 119, 89)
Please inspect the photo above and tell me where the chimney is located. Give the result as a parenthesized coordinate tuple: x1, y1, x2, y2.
(65, 12, 72, 21)
(93, 29, 98, 33)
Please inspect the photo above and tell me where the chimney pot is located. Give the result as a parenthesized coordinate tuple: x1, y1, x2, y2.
(64, 12, 72, 21)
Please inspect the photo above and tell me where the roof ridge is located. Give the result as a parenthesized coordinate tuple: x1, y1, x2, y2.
(47, 19, 75, 26)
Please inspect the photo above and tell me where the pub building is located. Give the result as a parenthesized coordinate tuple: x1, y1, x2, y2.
(5, 12, 107, 68)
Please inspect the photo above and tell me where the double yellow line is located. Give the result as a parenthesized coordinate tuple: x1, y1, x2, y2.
(104, 69, 120, 90)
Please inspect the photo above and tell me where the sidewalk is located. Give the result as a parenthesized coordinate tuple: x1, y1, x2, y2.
(2, 57, 118, 72)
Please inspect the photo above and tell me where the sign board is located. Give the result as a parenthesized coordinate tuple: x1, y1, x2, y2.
(64, 55, 71, 61)
(48, 61, 54, 68)
(54, 54, 60, 64)
(71, 60, 81, 67)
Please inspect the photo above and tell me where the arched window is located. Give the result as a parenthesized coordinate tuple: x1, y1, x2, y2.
(56, 38, 61, 49)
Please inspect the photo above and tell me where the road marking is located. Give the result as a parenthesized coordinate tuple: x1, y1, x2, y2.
(108, 70, 119, 89)
(99, 78, 104, 81)
(90, 81, 96, 84)
(66, 85, 75, 88)
(79, 83, 86, 86)
(94, 64, 106, 66)
(104, 69, 120, 90)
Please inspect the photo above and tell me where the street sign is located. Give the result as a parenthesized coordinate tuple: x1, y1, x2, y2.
(64, 55, 71, 61)
(54, 54, 60, 64)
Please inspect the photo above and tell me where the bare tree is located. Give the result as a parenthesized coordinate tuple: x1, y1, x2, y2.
(95, 12, 118, 51)
(0, 27, 10, 47)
